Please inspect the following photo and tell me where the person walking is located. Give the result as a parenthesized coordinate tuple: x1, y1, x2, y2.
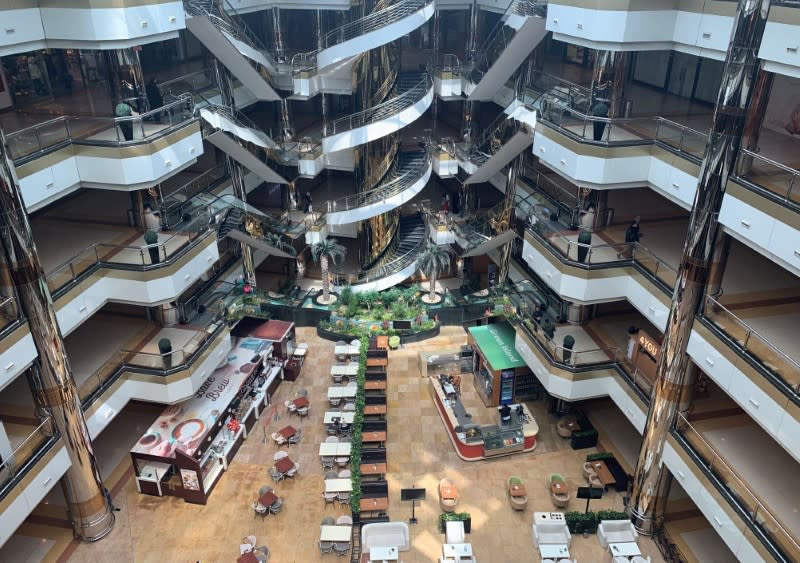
(618, 216, 641, 259)
(145, 78, 164, 121)
(591, 98, 610, 141)
(115, 100, 135, 141)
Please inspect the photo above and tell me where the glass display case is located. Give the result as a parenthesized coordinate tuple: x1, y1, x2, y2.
(482, 427, 524, 457)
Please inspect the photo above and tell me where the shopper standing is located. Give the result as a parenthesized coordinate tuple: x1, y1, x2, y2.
(115, 100, 135, 141)
(618, 216, 641, 259)
(591, 98, 609, 141)
(145, 79, 164, 121)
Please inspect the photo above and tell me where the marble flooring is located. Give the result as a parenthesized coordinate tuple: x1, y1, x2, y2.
(30, 327, 669, 563)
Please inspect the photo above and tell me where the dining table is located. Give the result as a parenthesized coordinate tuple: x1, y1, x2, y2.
(360, 462, 387, 476)
(237, 552, 258, 563)
(328, 385, 357, 399)
(278, 425, 296, 439)
(324, 411, 355, 424)
(292, 396, 309, 409)
(359, 497, 388, 511)
(330, 364, 359, 376)
(362, 431, 386, 443)
(334, 345, 360, 356)
(320, 524, 352, 542)
(324, 478, 353, 493)
(318, 442, 352, 457)
(363, 405, 387, 416)
(275, 456, 294, 474)
(609, 542, 641, 557)
(592, 460, 617, 486)
(258, 491, 278, 508)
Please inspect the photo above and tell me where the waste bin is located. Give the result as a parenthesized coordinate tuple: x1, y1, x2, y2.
(603, 207, 615, 227)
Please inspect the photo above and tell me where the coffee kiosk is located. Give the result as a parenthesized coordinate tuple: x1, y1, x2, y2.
(468, 322, 533, 407)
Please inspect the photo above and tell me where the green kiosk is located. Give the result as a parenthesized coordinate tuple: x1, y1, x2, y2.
(468, 321, 535, 407)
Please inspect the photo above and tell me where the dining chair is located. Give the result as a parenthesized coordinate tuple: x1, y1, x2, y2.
(255, 546, 270, 562)
(284, 400, 296, 414)
(333, 542, 350, 556)
(250, 500, 267, 519)
(325, 436, 339, 443)
(271, 432, 287, 445)
(324, 470, 338, 479)
(336, 515, 352, 526)
(268, 497, 284, 514)
(274, 451, 289, 461)
(338, 469, 351, 478)
(319, 541, 334, 554)
(296, 389, 308, 397)
(268, 467, 284, 482)
(288, 430, 302, 445)
(285, 463, 299, 478)
(258, 485, 273, 496)
(329, 397, 341, 407)
(321, 456, 334, 469)
(297, 406, 310, 418)
(327, 423, 339, 436)
(322, 491, 337, 504)
(350, 339, 360, 348)
(335, 456, 349, 468)
(332, 374, 344, 384)
(336, 491, 350, 504)
(343, 402, 355, 412)
(321, 516, 336, 526)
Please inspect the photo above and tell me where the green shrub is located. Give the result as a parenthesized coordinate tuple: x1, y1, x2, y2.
(597, 510, 629, 521)
(564, 511, 598, 534)
(586, 452, 615, 462)
(339, 285, 354, 306)
(144, 229, 159, 244)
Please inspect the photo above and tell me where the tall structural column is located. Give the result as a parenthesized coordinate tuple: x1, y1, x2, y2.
(590, 50, 630, 118)
(630, 0, 771, 535)
(213, 60, 256, 285)
(317, 10, 328, 136)
(497, 155, 521, 285)
(271, 7, 285, 63)
(104, 48, 146, 112)
(0, 132, 114, 541)
(738, 68, 775, 175)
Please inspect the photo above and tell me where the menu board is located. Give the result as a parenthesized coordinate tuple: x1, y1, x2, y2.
(132, 337, 269, 459)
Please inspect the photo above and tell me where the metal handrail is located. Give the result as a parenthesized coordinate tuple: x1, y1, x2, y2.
(322, 0, 432, 49)
(0, 417, 56, 487)
(675, 412, 800, 560)
(737, 148, 799, 203)
(44, 212, 212, 294)
(471, 0, 547, 77)
(119, 322, 223, 369)
(161, 164, 228, 217)
(332, 227, 425, 285)
(327, 73, 432, 136)
(328, 152, 430, 213)
(6, 94, 196, 161)
(703, 294, 800, 392)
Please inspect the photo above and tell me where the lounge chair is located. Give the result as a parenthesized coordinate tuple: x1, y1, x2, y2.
(507, 476, 528, 511)
(438, 478, 459, 512)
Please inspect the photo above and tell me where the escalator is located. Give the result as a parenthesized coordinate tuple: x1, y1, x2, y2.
(183, 0, 282, 100)
(217, 206, 297, 259)
(459, 109, 534, 185)
(199, 105, 289, 184)
(333, 213, 426, 292)
(467, 0, 548, 101)
(326, 150, 432, 225)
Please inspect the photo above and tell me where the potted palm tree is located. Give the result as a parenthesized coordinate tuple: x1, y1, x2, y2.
(311, 237, 346, 305)
(417, 243, 452, 304)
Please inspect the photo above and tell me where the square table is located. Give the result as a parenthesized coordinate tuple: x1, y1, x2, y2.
(592, 460, 616, 486)
(509, 483, 527, 497)
(442, 543, 473, 558)
(331, 364, 359, 376)
(328, 386, 357, 399)
(364, 405, 387, 416)
(609, 542, 641, 557)
(293, 396, 309, 409)
(237, 552, 258, 563)
(320, 525, 352, 542)
(319, 442, 352, 457)
(366, 357, 388, 367)
(362, 431, 386, 443)
(369, 545, 398, 561)
(539, 544, 570, 559)
(278, 425, 296, 439)
(293, 347, 307, 357)
(359, 497, 388, 511)
(324, 478, 353, 493)
(360, 462, 387, 476)
(258, 491, 278, 508)
(324, 411, 355, 424)
(334, 345, 359, 356)
(275, 457, 294, 474)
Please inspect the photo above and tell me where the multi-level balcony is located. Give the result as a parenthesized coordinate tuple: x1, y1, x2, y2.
(6, 95, 202, 212)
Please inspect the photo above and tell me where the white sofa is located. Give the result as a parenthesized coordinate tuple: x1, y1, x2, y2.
(361, 522, 411, 552)
(532, 521, 572, 547)
(597, 520, 638, 548)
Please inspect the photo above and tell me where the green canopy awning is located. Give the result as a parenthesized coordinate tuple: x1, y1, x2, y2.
(468, 322, 526, 371)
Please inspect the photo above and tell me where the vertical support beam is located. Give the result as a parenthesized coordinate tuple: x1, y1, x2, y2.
(213, 60, 256, 285)
(630, 0, 771, 535)
(271, 6, 285, 63)
(498, 155, 521, 285)
(738, 68, 775, 175)
(590, 50, 629, 119)
(431, 8, 440, 135)
(318, 10, 328, 136)
(0, 131, 114, 541)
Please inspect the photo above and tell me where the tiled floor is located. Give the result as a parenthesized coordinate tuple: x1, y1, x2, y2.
(53, 326, 666, 563)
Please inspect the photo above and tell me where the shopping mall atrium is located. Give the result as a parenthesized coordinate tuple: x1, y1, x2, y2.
(0, 0, 798, 561)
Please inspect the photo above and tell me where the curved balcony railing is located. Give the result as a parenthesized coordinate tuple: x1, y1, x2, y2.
(327, 73, 432, 137)
(0, 417, 58, 501)
(44, 212, 213, 298)
(333, 240, 424, 287)
(702, 294, 800, 394)
(433, 53, 462, 76)
(674, 413, 799, 562)
(327, 151, 430, 213)
(736, 148, 800, 207)
(78, 319, 227, 403)
(323, 0, 432, 49)
(5, 94, 196, 164)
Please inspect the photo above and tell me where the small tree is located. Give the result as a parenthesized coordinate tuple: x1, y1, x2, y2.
(417, 243, 453, 302)
(311, 238, 346, 303)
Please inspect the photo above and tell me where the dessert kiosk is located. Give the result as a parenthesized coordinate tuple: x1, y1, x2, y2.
(130, 334, 281, 504)
(235, 318, 302, 381)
